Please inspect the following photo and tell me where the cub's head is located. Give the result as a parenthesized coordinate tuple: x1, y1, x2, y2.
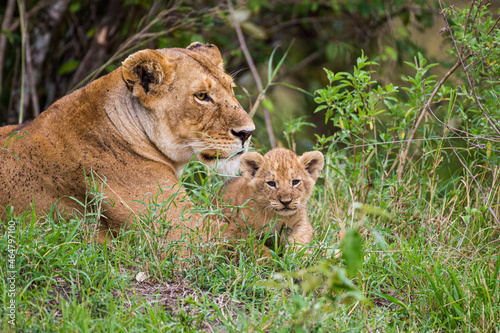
(240, 148, 324, 216)
(121, 43, 255, 175)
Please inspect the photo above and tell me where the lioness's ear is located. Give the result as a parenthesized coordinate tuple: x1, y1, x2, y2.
(187, 42, 224, 70)
(240, 152, 264, 178)
(122, 49, 173, 97)
(299, 151, 324, 181)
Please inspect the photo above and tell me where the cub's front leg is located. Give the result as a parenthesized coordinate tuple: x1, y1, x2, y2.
(285, 216, 313, 247)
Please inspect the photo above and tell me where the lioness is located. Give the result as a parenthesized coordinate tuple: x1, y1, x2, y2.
(0, 43, 255, 248)
(218, 147, 324, 258)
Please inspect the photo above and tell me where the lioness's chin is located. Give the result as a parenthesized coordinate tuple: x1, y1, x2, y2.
(204, 155, 242, 176)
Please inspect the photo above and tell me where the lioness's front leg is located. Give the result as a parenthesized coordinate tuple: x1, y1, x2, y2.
(91, 177, 211, 260)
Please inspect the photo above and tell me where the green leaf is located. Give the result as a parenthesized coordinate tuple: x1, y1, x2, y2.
(1, 29, 15, 43)
(261, 98, 274, 112)
(371, 291, 408, 310)
(353, 202, 393, 219)
(269, 41, 294, 85)
(270, 82, 313, 96)
(326, 43, 336, 62)
(384, 46, 398, 61)
(86, 27, 96, 38)
(58, 60, 80, 76)
(340, 229, 363, 278)
(267, 47, 278, 85)
(69, 2, 81, 13)
(314, 104, 328, 113)
(302, 275, 323, 293)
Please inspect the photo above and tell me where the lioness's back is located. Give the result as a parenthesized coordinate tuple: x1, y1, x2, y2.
(1, 44, 255, 251)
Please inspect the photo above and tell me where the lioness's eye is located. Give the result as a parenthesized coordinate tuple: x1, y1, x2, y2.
(267, 181, 276, 188)
(292, 179, 300, 186)
(194, 92, 210, 101)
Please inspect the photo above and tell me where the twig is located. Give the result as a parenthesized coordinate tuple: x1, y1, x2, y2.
(239, 86, 253, 112)
(0, 0, 16, 99)
(7, 50, 20, 124)
(486, 15, 500, 36)
(397, 58, 464, 180)
(227, 0, 276, 148)
(17, 0, 26, 124)
(281, 46, 324, 77)
(396, 0, 493, 180)
(7, 0, 54, 33)
(459, 0, 475, 56)
(70, 6, 184, 91)
(437, 0, 500, 224)
(445, 135, 500, 224)
(439, 0, 500, 137)
(226, 1, 261, 92)
(429, 239, 473, 261)
(248, 92, 262, 118)
(471, 237, 500, 257)
(25, 24, 40, 118)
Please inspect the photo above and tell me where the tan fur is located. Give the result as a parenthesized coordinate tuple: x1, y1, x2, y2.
(218, 148, 324, 258)
(0, 43, 255, 252)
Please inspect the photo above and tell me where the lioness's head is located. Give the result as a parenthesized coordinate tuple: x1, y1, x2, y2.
(121, 43, 255, 175)
(240, 148, 324, 216)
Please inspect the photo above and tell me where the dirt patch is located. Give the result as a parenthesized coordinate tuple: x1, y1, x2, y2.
(115, 280, 203, 312)
(46, 273, 240, 331)
(113, 279, 240, 332)
(370, 287, 415, 312)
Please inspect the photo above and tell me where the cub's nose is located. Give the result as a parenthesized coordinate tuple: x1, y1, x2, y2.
(231, 127, 255, 145)
(279, 198, 292, 207)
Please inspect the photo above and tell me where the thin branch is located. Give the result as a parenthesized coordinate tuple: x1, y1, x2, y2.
(397, 58, 464, 180)
(248, 92, 262, 118)
(8, 0, 54, 33)
(227, 0, 276, 148)
(445, 137, 500, 224)
(439, 0, 500, 137)
(17, 0, 26, 124)
(281, 46, 324, 77)
(226, 1, 262, 92)
(459, 0, 475, 56)
(6, 50, 20, 124)
(0, 0, 16, 99)
(25, 33, 40, 118)
(70, 5, 184, 91)
(486, 14, 500, 36)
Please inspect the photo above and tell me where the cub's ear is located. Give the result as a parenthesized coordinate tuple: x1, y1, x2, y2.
(122, 49, 173, 98)
(240, 152, 265, 178)
(299, 151, 325, 181)
(187, 42, 224, 70)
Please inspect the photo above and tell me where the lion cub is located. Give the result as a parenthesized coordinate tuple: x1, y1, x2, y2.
(218, 147, 324, 257)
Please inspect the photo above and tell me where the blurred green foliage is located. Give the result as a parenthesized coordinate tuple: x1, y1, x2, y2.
(1, 0, 440, 146)
(1, 0, 498, 194)
(313, 1, 499, 217)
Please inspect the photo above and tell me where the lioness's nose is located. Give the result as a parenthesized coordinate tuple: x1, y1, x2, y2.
(231, 127, 255, 145)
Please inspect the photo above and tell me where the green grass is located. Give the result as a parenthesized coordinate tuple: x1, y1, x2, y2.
(1, 156, 499, 332)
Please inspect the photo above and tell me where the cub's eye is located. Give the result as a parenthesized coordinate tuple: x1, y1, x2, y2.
(292, 179, 301, 186)
(266, 181, 276, 188)
(194, 92, 210, 102)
